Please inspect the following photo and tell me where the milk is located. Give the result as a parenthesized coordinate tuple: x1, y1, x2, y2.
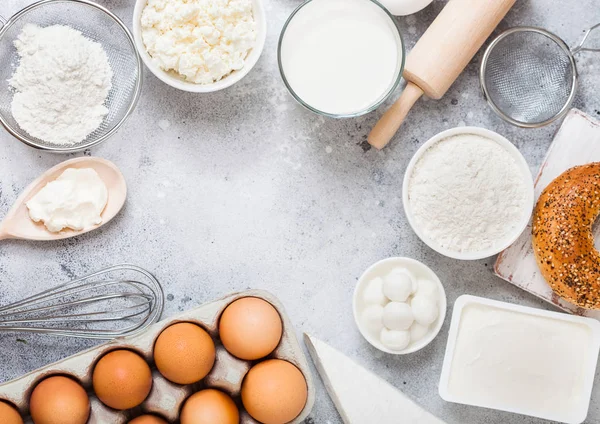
(279, 0, 403, 116)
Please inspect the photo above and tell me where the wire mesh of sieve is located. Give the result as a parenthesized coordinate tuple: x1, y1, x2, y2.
(0, 0, 142, 152)
(481, 24, 600, 128)
(480, 27, 577, 128)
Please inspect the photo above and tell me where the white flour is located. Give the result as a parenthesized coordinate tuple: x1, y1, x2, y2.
(407, 134, 529, 253)
(9, 24, 113, 145)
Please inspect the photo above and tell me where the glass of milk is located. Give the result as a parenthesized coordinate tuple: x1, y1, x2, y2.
(278, 0, 405, 118)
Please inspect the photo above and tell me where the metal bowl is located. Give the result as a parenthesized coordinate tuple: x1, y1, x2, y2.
(0, 0, 142, 152)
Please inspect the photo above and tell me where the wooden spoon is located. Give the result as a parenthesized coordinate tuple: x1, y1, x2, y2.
(0, 157, 127, 241)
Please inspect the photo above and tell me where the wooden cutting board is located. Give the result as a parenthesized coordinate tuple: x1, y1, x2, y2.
(494, 109, 600, 320)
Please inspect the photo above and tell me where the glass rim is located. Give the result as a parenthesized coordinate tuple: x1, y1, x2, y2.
(277, 0, 406, 119)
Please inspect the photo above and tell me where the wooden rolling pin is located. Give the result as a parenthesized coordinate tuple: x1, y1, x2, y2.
(368, 0, 516, 150)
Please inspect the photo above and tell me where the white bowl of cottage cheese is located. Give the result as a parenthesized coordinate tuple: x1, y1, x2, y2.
(402, 127, 534, 260)
(133, 0, 266, 92)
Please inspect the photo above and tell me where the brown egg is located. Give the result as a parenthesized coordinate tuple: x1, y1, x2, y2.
(92, 349, 152, 410)
(154, 322, 216, 384)
(29, 376, 89, 424)
(128, 415, 168, 424)
(242, 360, 307, 424)
(180, 389, 239, 424)
(219, 297, 283, 360)
(0, 400, 23, 424)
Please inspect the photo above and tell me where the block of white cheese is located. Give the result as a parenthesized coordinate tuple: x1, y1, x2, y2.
(440, 295, 600, 424)
(304, 334, 446, 424)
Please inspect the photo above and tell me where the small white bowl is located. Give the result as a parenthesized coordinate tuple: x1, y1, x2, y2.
(402, 127, 534, 260)
(132, 0, 267, 92)
(353, 257, 447, 355)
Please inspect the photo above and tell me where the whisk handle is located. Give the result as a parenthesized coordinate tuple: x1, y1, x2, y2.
(573, 23, 600, 54)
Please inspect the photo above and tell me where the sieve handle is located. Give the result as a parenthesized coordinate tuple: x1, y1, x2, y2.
(0, 14, 6, 29)
(573, 23, 600, 54)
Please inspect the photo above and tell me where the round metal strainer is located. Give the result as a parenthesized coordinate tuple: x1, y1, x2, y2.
(0, 0, 142, 152)
(480, 24, 600, 128)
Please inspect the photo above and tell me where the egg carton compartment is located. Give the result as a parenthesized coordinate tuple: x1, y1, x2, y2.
(0, 290, 315, 423)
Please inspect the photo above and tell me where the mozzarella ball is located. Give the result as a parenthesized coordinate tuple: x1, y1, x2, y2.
(416, 278, 438, 299)
(382, 302, 414, 330)
(382, 271, 412, 302)
(386, 268, 417, 293)
(411, 295, 438, 326)
(361, 305, 384, 334)
(410, 323, 430, 343)
(380, 328, 410, 351)
(362, 277, 387, 305)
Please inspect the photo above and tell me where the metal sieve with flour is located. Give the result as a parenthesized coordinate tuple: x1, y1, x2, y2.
(480, 24, 600, 128)
(0, 0, 143, 152)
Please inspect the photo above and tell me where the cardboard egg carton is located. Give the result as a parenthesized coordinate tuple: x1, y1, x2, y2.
(0, 290, 315, 423)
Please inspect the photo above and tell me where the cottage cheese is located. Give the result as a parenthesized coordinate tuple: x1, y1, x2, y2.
(141, 0, 257, 84)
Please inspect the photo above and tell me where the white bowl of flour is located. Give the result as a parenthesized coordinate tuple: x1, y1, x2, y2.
(403, 127, 534, 260)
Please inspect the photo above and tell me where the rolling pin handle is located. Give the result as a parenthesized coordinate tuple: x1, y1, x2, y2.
(368, 82, 424, 150)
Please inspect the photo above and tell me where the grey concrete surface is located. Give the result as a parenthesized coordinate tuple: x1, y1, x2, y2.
(0, 0, 599, 423)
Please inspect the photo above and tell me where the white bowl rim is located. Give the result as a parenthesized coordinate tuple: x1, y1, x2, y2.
(402, 126, 535, 261)
(132, 0, 267, 93)
(352, 257, 447, 355)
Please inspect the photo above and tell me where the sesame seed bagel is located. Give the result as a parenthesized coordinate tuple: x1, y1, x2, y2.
(532, 163, 600, 309)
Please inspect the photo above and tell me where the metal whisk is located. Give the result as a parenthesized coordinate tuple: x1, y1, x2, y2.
(0, 264, 164, 339)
